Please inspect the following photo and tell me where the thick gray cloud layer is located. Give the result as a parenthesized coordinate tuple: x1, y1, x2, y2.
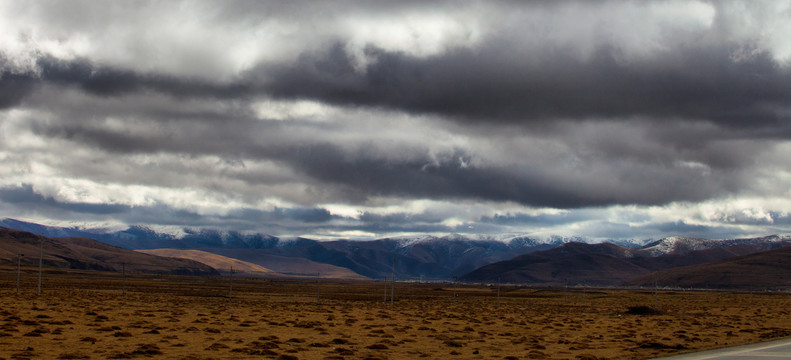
(1, 0, 791, 239)
(260, 42, 791, 130)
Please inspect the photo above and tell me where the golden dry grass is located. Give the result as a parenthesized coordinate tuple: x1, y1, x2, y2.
(135, 249, 278, 276)
(2, 267, 791, 359)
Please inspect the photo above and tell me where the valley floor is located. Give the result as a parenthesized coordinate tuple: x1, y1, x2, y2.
(2, 268, 791, 359)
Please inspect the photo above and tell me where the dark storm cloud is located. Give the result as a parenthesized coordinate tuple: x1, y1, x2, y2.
(18, 38, 791, 138)
(634, 220, 746, 240)
(480, 211, 594, 226)
(650, 220, 714, 235)
(0, 183, 345, 232)
(16, 83, 740, 209)
(355, 211, 453, 232)
(259, 42, 791, 133)
(358, 211, 444, 225)
(143, 206, 443, 237)
(123, 206, 340, 232)
(2, 54, 258, 112)
(17, 90, 735, 209)
(4, 0, 791, 239)
(36, 56, 254, 99)
(712, 211, 791, 226)
(769, 213, 791, 226)
(553, 218, 757, 241)
(0, 70, 38, 109)
(0, 184, 129, 215)
(275, 207, 334, 223)
(281, 143, 723, 208)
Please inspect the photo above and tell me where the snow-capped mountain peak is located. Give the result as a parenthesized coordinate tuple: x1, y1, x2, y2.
(637, 235, 791, 257)
(638, 236, 708, 256)
(388, 234, 438, 247)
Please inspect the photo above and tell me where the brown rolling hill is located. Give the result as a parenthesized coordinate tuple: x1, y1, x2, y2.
(461, 240, 791, 287)
(205, 248, 369, 280)
(0, 227, 218, 275)
(460, 242, 647, 286)
(629, 246, 791, 290)
(137, 249, 279, 277)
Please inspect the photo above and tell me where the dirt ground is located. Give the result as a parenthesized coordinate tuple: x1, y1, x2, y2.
(2, 268, 791, 359)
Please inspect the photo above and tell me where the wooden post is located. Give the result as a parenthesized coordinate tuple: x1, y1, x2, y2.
(390, 256, 395, 306)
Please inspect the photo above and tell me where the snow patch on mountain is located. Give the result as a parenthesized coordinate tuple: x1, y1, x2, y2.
(608, 238, 652, 248)
(387, 234, 438, 247)
(637, 235, 791, 257)
(383, 233, 589, 252)
(638, 237, 708, 256)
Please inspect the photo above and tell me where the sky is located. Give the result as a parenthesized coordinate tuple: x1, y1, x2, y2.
(1, 0, 791, 241)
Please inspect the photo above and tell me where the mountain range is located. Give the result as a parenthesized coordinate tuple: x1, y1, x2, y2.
(3, 218, 791, 289)
(0, 218, 576, 279)
(461, 235, 791, 286)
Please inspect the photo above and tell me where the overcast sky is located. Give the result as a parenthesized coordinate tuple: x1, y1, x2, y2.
(1, 0, 791, 241)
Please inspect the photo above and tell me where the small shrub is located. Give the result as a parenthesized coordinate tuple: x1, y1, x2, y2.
(625, 306, 663, 315)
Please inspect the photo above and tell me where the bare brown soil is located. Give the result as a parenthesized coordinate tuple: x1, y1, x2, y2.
(2, 267, 791, 359)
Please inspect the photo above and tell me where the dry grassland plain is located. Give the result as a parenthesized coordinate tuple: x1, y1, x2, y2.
(2, 268, 791, 359)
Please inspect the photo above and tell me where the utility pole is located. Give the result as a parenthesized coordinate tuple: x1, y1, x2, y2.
(316, 272, 320, 305)
(390, 255, 395, 306)
(654, 278, 658, 309)
(16, 251, 22, 296)
(384, 277, 388, 305)
(497, 277, 501, 306)
(122, 262, 126, 299)
(37, 239, 42, 297)
(453, 276, 457, 301)
(228, 266, 233, 298)
(582, 285, 586, 306)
